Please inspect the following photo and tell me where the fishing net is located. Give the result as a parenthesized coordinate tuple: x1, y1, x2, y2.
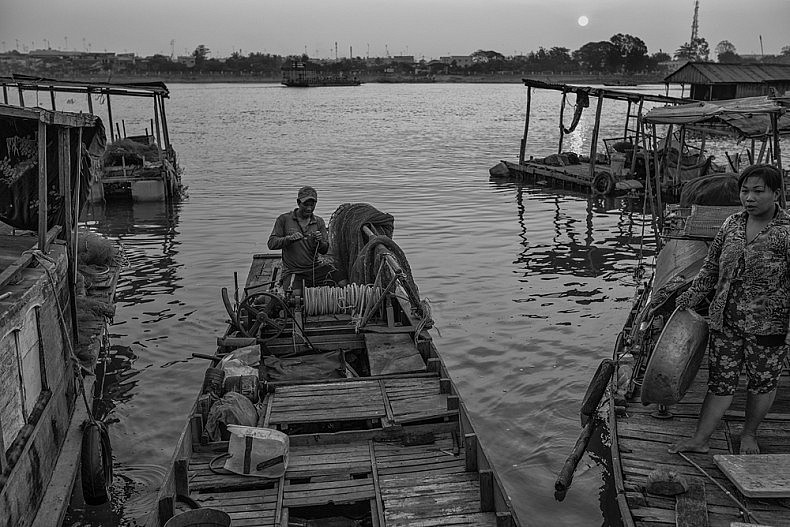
(328, 203, 428, 322)
(102, 138, 161, 166)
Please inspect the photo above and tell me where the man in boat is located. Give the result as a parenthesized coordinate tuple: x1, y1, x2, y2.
(267, 186, 347, 297)
(669, 164, 790, 455)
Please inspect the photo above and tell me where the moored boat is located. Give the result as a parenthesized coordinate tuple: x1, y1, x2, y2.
(150, 203, 520, 526)
(596, 95, 790, 526)
(282, 61, 361, 87)
(0, 104, 120, 526)
(490, 79, 698, 197)
(0, 74, 184, 203)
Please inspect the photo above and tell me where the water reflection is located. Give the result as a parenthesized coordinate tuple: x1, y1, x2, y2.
(66, 201, 183, 526)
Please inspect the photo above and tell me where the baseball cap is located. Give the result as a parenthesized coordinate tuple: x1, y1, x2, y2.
(297, 186, 318, 202)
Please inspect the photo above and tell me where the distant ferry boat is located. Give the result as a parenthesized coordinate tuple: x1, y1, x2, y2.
(281, 61, 361, 87)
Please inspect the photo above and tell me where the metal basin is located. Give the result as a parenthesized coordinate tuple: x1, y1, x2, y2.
(641, 308, 709, 405)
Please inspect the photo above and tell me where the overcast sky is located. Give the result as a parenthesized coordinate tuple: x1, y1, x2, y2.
(1, 0, 787, 60)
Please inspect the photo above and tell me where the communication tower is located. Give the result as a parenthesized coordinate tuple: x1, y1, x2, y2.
(690, 0, 699, 41)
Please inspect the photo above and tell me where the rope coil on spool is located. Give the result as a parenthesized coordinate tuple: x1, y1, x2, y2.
(303, 284, 382, 317)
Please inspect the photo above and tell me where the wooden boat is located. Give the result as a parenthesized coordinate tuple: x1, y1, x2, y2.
(151, 203, 520, 527)
(0, 74, 183, 203)
(490, 79, 694, 197)
(0, 104, 120, 526)
(282, 61, 361, 87)
(595, 95, 790, 526)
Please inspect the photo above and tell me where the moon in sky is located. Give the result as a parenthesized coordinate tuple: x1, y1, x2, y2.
(578, 15, 589, 27)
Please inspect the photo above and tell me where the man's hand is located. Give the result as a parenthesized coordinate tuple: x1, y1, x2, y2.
(311, 231, 324, 243)
(286, 232, 304, 243)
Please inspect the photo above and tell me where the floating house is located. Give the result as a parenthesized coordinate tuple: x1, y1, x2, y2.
(0, 104, 120, 526)
(664, 62, 790, 100)
(0, 74, 183, 202)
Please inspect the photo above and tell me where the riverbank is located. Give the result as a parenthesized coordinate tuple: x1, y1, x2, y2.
(3, 71, 666, 85)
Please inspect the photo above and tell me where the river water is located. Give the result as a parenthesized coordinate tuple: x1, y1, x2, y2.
(60, 82, 683, 526)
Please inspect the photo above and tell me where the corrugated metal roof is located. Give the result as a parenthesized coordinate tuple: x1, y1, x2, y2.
(665, 62, 790, 85)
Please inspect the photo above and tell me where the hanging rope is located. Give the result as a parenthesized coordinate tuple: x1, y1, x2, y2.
(560, 90, 590, 135)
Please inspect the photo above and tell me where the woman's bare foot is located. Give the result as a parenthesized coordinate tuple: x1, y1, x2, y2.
(739, 434, 760, 454)
(668, 438, 710, 454)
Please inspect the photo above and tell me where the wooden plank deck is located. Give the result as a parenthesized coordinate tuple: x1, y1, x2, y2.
(499, 160, 643, 195)
(617, 357, 790, 527)
(186, 433, 501, 527)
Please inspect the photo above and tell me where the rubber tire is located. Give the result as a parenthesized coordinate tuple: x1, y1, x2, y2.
(81, 422, 109, 505)
(592, 172, 615, 196)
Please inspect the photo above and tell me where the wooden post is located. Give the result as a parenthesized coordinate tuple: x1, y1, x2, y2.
(651, 124, 664, 245)
(37, 121, 47, 251)
(772, 113, 786, 207)
(59, 127, 79, 343)
(624, 99, 632, 139)
(2, 84, 7, 104)
(464, 433, 478, 472)
(479, 469, 494, 512)
(73, 127, 82, 283)
(174, 458, 190, 497)
(557, 91, 567, 154)
(87, 88, 93, 114)
(18, 86, 24, 106)
(159, 95, 171, 152)
(50, 87, 56, 110)
(519, 86, 532, 164)
(106, 93, 114, 142)
(153, 95, 162, 148)
(588, 92, 604, 181)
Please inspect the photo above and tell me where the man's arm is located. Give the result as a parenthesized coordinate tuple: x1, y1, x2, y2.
(267, 215, 288, 250)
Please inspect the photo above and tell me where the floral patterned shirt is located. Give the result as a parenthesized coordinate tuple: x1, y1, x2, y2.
(676, 207, 790, 335)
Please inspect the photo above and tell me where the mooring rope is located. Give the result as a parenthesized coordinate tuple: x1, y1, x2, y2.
(303, 283, 382, 317)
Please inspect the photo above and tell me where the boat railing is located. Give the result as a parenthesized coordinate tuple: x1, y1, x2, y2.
(662, 204, 743, 239)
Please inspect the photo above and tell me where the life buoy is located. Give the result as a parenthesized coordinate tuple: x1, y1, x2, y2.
(580, 359, 615, 425)
(591, 172, 616, 196)
(81, 420, 112, 505)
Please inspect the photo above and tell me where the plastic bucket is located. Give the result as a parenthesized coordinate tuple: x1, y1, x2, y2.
(610, 153, 626, 176)
(163, 508, 231, 527)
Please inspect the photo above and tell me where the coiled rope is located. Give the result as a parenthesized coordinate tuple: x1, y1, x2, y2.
(302, 283, 382, 317)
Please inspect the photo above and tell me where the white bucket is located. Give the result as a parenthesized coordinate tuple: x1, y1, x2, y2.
(610, 153, 626, 176)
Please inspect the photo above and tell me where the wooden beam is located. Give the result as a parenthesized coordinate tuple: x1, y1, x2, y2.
(557, 90, 567, 154)
(37, 120, 47, 250)
(0, 226, 61, 290)
(519, 86, 532, 164)
(675, 479, 708, 527)
(588, 93, 605, 181)
(174, 458, 189, 497)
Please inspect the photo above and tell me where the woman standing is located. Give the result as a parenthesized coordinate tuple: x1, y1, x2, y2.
(669, 164, 790, 455)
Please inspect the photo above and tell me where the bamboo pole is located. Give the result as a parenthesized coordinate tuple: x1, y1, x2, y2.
(73, 127, 83, 284)
(558, 91, 567, 154)
(772, 113, 786, 207)
(652, 124, 664, 236)
(153, 95, 162, 148)
(2, 84, 7, 104)
(519, 86, 532, 164)
(106, 93, 114, 142)
(37, 121, 47, 251)
(588, 93, 604, 181)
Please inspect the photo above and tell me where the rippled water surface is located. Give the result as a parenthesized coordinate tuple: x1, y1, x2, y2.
(64, 82, 676, 526)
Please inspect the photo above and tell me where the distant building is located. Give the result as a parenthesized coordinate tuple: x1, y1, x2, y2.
(176, 55, 196, 68)
(390, 55, 414, 64)
(664, 61, 790, 99)
(440, 55, 472, 67)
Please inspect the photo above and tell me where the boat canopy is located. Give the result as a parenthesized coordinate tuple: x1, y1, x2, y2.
(642, 96, 790, 139)
(1, 73, 170, 98)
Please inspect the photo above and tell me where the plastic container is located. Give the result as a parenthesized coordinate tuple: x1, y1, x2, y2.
(163, 508, 231, 527)
(610, 153, 626, 176)
(201, 368, 225, 398)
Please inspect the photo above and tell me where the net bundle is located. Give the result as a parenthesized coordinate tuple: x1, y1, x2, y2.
(328, 203, 426, 320)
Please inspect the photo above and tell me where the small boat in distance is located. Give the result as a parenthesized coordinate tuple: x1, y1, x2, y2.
(0, 74, 184, 203)
(150, 203, 520, 527)
(282, 60, 362, 87)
